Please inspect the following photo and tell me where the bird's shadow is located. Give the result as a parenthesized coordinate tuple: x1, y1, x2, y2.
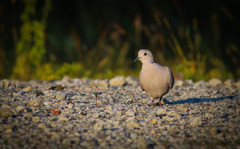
(163, 95, 236, 105)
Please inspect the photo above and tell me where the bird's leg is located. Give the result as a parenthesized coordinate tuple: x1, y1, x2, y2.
(151, 97, 154, 107)
(158, 97, 162, 106)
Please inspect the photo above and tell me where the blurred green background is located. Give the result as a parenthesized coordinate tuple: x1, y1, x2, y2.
(0, 0, 240, 81)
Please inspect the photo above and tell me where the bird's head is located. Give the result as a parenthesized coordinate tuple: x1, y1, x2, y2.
(134, 49, 154, 63)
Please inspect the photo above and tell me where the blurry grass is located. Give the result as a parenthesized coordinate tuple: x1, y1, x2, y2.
(8, 5, 240, 81)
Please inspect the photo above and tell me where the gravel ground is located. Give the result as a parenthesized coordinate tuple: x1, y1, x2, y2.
(0, 76, 240, 149)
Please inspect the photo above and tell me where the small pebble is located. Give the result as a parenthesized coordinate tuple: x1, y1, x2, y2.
(190, 116, 202, 127)
(32, 116, 40, 123)
(56, 92, 68, 100)
(15, 106, 25, 113)
(156, 108, 166, 115)
(28, 98, 42, 107)
(23, 86, 31, 92)
(58, 115, 69, 122)
(125, 110, 135, 117)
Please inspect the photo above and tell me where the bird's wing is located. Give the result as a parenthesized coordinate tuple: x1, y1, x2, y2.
(164, 66, 175, 89)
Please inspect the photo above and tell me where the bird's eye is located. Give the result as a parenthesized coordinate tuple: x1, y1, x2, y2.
(144, 53, 147, 56)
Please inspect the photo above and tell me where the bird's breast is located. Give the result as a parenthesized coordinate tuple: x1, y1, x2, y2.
(139, 64, 170, 98)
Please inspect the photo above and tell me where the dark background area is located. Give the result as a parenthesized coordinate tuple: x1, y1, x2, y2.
(0, 0, 240, 80)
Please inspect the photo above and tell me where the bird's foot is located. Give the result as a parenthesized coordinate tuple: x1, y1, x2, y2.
(155, 102, 162, 106)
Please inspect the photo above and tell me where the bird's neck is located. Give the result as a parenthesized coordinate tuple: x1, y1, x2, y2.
(142, 60, 154, 64)
(141, 61, 154, 70)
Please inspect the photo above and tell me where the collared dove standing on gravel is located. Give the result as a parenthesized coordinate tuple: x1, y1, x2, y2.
(134, 49, 174, 106)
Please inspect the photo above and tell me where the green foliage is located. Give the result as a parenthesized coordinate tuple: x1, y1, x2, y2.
(149, 11, 237, 81)
(12, 0, 51, 80)
(34, 63, 83, 80)
(175, 61, 205, 81)
(2, 1, 239, 81)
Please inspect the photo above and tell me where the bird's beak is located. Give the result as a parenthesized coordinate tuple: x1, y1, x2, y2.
(134, 57, 140, 62)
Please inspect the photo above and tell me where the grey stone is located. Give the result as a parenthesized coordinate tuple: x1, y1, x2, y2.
(0, 108, 14, 118)
(174, 80, 183, 86)
(125, 110, 135, 117)
(32, 116, 40, 123)
(109, 76, 126, 86)
(190, 116, 202, 127)
(125, 76, 138, 86)
(56, 92, 68, 100)
(156, 108, 167, 115)
(224, 79, 233, 86)
(23, 86, 32, 92)
(58, 114, 69, 122)
(207, 78, 222, 86)
(1, 79, 10, 88)
(97, 79, 109, 89)
(28, 98, 42, 107)
(15, 106, 25, 113)
(125, 98, 133, 104)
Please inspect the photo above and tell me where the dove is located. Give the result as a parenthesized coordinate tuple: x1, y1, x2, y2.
(134, 49, 174, 106)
